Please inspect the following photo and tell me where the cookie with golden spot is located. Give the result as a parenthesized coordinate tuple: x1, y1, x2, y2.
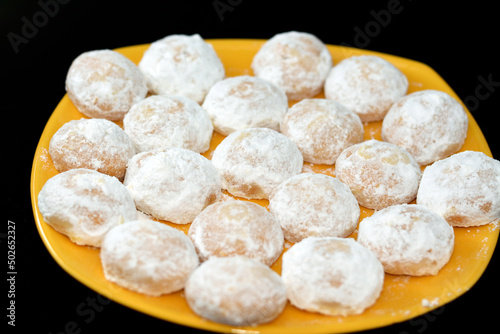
(335, 139, 421, 210)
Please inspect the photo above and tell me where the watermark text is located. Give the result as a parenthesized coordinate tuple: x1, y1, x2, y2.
(7, 0, 72, 54)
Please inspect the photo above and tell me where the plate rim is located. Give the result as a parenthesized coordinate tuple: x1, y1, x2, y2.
(30, 39, 498, 334)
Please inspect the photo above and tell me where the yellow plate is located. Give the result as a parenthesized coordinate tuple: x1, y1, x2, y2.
(31, 39, 498, 334)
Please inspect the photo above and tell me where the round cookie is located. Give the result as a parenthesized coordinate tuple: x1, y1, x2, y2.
(185, 256, 287, 326)
(202, 75, 288, 136)
(357, 204, 455, 276)
(37, 168, 137, 247)
(49, 118, 135, 181)
(123, 148, 222, 224)
(251, 31, 333, 100)
(100, 219, 199, 296)
(65, 49, 148, 121)
(324, 55, 408, 122)
(280, 98, 364, 164)
(123, 95, 213, 153)
(139, 34, 225, 104)
(188, 201, 284, 266)
(381, 89, 468, 165)
(269, 173, 360, 243)
(335, 139, 422, 210)
(281, 237, 384, 316)
(417, 151, 500, 227)
(211, 127, 303, 199)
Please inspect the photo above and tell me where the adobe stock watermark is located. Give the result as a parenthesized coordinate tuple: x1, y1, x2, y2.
(48, 292, 111, 334)
(212, 0, 244, 22)
(6, 221, 16, 327)
(7, 0, 72, 54)
(400, 306, 445, 334)
(398, 270, 474, 334)
(463, 73, 499, 112)
(340, 0, 413, 55)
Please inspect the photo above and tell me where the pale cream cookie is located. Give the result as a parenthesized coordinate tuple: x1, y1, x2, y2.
(185, 256, 287, 326)
(280, 98, 364, 164)
(202, 75, 288, 135)
(37, 168, 137, 247)
(269, 173, 360, 243)
(281, 237, 384, 316)
(417, 151, 500, 227)
(101, 219, 199, 296)
(139, 34, 225, 104)
(123, 148, 222, 224)
(324, 55, 408, 122)
(49, 118, 135, 181)
(211, 127, 303, 199)
(251, 31, 332, 100)
(358, 204, 455, 276)
(382, 89, 468, 165)
(65, 49, 148, 121)
(123, 94, 213, 153)
(188, 201, 284, 266)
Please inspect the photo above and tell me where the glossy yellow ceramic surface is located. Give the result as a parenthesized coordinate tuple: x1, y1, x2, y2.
(31, 40, 498, 334)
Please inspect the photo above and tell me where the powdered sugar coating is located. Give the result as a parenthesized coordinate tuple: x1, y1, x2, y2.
(211, 128, 303, 199)
(251, 31, 333, 100)
(357, 204, 455, 276)
(335, 139, 422, 210)
(188, 201, 284, 266)
(280, 98, 364, 164)
(417, 151, 500, 227)
(37, 169, 137, 247)
(282, 237, 384, 316)
(185, 256, 287, 326)
(49, 118, 135, 181)
(101, 219, 199, 296)
(123, 148, 222, 224)
(382, 89, 468, 165)
(123, 95, 213, 153)
(324, 55, 408, 122)
(202, 75, 288, 135)
(139, 34, 225, 104)
(269, 173, 360, 243)
(65, 49, 148, 121)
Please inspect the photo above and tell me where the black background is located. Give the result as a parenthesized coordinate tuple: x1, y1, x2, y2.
(3, 0, 499, 333)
